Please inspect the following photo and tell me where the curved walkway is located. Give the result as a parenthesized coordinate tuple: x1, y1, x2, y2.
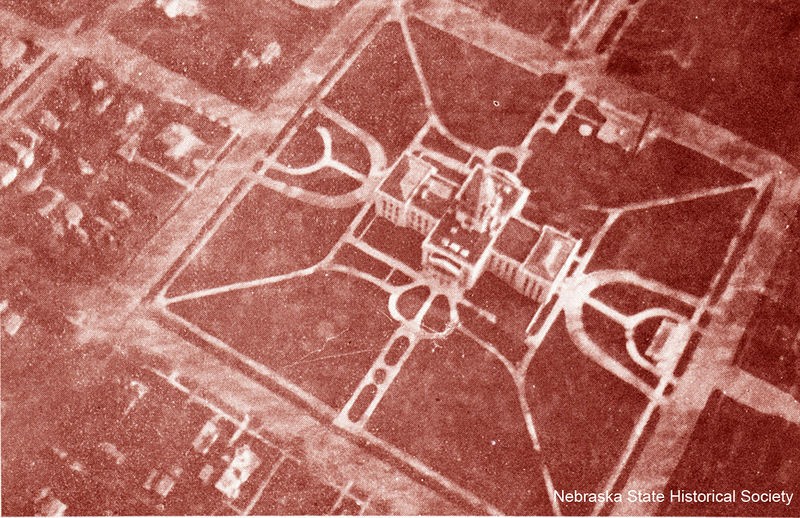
(560, 269, 701, 399)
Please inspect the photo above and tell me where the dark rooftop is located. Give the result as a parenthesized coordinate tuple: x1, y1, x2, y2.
(493, 217, 541, 263)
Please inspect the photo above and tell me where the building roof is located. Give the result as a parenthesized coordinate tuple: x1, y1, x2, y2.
(215, 444, 261, 499)
(410, 173, 460, 219)
(522, 226, 578, 281)
(493, 217, 540, 263)
(454, 165, 527, 232)
(433, 161, 468, 185)
(424, 163, 529, 269)
(427, 209, 493, 267)
(157, 123, 205, 160)
(379, 154, 436, 202)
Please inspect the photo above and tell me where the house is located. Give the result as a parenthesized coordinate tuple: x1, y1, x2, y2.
(157, 123, 205, 161)
(155, 0, 201, 19)
(214, 444, 260, 500)
(33, 488, 67, 517)
(0, 161, 18, 188)
(193, 419, 220, 455)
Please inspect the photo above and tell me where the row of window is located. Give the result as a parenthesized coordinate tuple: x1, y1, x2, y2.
(377, 196, 402, 224)
(377, 195, 437, 236)
(407, 207, 434, 235)
(488, 253, 549, 303)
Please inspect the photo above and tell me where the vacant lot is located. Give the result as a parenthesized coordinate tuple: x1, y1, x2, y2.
(410, 18, 565, 150)
(278, 110, 372, 175)
(526, 315, 649, 515)
(111, 0, 353, 109)
(368, 331, 552, 515)
(581, 304, 659, 388)
(324, 22, 428, 163)
(167, 185, 360, 297)
(266, 166, 361, 196)
(521, 118, 749, 213)
(462, 272, 538, 363)
(170, 270, 395, 409)
(587, 188, 756, 297)
(591, 282, 695, 319)
(360, 216, 425, 271)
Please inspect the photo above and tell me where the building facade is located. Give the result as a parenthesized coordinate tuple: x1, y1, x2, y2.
(375, 153, 581, 304)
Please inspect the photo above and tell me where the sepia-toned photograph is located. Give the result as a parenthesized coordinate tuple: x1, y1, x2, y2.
(1, 0, 799, 516)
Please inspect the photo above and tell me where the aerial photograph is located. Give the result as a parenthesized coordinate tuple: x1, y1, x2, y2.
(1, 0, 799, 516)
